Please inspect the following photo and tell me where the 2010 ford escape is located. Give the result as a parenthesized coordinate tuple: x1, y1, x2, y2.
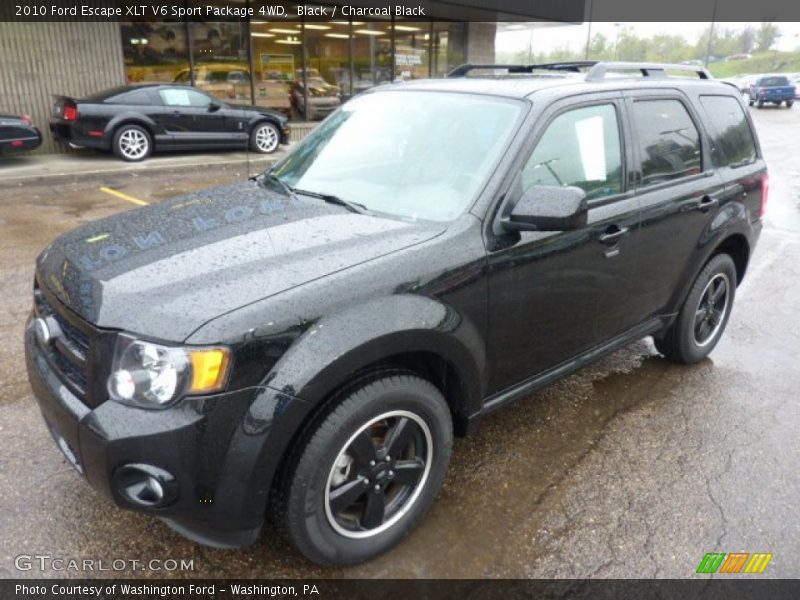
(25, 62, 766, 565)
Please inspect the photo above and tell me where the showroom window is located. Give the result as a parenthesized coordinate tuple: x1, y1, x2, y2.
(121, 21, 190, 84)
(188, 21, 250, 103)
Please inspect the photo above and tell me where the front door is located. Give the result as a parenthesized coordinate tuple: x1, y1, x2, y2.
(486, 94, 642, 393)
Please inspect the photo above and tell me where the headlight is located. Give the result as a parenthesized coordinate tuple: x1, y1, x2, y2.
(108, 334, 231, 409)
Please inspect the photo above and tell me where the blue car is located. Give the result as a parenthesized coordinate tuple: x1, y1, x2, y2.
(748, 75, 796, 108)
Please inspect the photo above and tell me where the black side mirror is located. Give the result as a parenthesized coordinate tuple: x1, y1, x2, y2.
(502, 185, 588, 232)
(208, 102, 221, 112)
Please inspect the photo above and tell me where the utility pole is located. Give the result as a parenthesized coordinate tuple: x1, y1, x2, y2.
(704, 0, 719, 67)
(584, 0, 594, 59)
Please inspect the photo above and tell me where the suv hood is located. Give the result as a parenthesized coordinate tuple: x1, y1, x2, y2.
(36, 181, 444, 341)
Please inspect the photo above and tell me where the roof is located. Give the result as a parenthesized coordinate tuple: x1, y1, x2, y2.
(394, 74, 735, 100)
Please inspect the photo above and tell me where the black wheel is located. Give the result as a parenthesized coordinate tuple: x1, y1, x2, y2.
(112, 124, 152, 162)
(276, 373, 452, 565)
(655, 253, 737, 364)
(787, 100, 794, 108)
(250, 121, 280, 154)
(748, 99, 754, 106)
(757, 99, 764, 108)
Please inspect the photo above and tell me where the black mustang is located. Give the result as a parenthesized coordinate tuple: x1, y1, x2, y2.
(50, 84, 290, 161)
(0, 113, 42, 155)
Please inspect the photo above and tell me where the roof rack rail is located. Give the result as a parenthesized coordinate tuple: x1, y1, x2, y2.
(585, 62, 712, 81)
(447, 62, 598, 78)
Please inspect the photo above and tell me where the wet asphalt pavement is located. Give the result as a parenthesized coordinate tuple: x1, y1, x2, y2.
(1, 107, 798, 579)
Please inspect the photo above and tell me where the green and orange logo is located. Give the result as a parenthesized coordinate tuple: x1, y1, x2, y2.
(696, 552, 773, 574)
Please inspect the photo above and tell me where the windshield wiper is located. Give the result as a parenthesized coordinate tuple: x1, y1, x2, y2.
(294, 189, 371, 215)
(252, 172, 294, 197)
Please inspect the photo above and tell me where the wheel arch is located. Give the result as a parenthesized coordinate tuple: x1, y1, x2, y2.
(108, 116, 157, 148)
(711, 232, 750, 286)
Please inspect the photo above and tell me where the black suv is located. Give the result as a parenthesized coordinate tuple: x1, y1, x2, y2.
(25, 62, 766, 565)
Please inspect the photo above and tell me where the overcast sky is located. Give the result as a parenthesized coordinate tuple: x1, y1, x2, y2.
(496, 22, 800, 55)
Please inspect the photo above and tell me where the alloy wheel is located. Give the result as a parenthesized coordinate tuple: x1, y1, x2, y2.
(118, 129, 148, 160)
(693, 272, 730, 347)
(324, 410, 432, 539)
(255, 124, 279, 153)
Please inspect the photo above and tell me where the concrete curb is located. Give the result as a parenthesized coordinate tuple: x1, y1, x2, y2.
(0, 153, 283, 187)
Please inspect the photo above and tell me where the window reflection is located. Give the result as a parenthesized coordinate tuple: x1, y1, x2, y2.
(122, 21, 189, 83)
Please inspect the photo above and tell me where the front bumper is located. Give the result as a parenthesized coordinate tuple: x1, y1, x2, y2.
(24, 318, 309, 548)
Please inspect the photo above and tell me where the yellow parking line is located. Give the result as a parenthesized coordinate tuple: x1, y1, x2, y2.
(99, 186, 149, 206)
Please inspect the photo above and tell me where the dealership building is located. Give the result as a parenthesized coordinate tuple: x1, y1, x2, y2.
(0, 1, 584, 153)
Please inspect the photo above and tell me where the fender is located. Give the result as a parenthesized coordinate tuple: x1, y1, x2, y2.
(666, 197, 755, 317)
(202, 294, 486, 539)
(105, 112, 160, 138)
(265, 293, 487, 420)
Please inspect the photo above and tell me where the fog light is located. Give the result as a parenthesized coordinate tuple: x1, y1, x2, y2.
(113, 464, 177, 508)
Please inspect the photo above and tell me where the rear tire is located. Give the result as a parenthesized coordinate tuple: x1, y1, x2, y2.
(112, 124, 152, 162)
(276, 372, 452, 565)
(787, 100, 794, 108)
(748, 99, 754, 106)
(654, 254, 737, 364)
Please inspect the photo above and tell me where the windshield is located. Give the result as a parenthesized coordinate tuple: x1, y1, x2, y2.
(270, 90, 524, 221)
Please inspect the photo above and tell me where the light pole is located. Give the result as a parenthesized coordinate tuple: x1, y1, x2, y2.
(584, 0, 594, 60)
(704, 0, 719, 68)
(614, 23, 622, 61)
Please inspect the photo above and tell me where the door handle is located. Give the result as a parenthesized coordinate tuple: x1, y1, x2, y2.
(598, 225, 630, 245)
(695, 195, 719, 213)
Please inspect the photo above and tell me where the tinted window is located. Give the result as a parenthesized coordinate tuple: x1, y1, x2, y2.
(699, 95, 758, 167)
(107, 89, 154, 105)
(758, 76, 789, 86)
(632, 99, 702, 185)
(158, 88, 213, 108)
(522, 104, 623, 199)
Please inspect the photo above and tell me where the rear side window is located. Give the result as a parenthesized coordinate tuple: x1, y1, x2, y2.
(107, 89, 153, 105)
(522, 104, 623, 199)
(632, 99, 702, 185)
(699, 95, 758, 167)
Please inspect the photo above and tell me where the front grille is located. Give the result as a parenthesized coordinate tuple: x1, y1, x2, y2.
(33, 281, 96, 404)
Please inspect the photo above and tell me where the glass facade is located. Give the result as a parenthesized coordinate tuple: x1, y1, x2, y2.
(121, 15, 468, 121)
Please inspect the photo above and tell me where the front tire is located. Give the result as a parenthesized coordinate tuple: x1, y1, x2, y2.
(250, 122, 280, 154)
(277, 373, 453, 565)
(655, 253, 737, 364)
(787, 100, 794, 108)
(112, 124, 152, 162)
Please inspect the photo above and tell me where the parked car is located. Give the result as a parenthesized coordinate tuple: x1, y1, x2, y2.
(50, 84, 289, 161)
(738, 74, 756, 95)
(27, 62, 766, 565)
(0, 113, 42, 155)
(290, 69, 341, 119)
(748, 75, 795, 108)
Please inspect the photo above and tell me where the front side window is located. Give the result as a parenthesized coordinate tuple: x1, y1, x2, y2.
(632, 99, 702, 185)
(271, 91, 524, 222)
(522, 104, 623, 200)
(699, 95, 757, 167)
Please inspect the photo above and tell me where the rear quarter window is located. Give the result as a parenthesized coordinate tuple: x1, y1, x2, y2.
(107, 89, 154, 105)
(699, 95, 758, 168)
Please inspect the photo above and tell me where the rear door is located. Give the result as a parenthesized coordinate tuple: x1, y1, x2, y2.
(624, 90, 724, 323)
